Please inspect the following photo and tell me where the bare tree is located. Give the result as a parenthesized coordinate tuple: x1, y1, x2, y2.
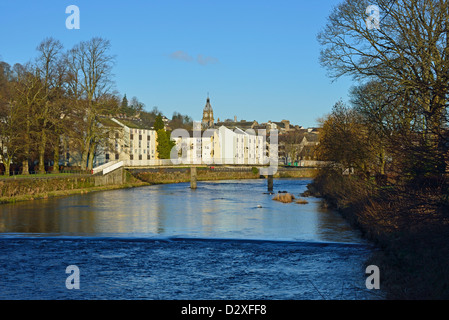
(317, 100, 372, 174)
(34, 37, 64, 173)
(318, 0, 449, 175)
(66, 37, 116, 170)
(0, 62, 21, 176)
(11, 63, 46, 174)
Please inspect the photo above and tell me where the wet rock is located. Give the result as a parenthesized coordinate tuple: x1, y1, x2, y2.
(272, 193, 295, 203)
(295, 199, 308, 205)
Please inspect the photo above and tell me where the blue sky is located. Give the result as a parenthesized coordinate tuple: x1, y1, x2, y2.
(0, 0, 354, 128)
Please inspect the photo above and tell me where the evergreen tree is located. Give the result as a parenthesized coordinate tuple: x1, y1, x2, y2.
(156, 129, 175, 159)
(154, 114, 164, 131)
(121, 94, 128, 110)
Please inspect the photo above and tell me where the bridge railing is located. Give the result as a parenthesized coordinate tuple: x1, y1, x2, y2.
(122, 158, 272, 167)
(92, 160, 123, 175)
(122, 158, 330, 167)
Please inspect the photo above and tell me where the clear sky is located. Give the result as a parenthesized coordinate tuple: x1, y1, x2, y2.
(0, 0, 354, 128)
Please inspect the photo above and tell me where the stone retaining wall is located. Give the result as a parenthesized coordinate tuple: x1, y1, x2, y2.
(0, 168, 125, 200)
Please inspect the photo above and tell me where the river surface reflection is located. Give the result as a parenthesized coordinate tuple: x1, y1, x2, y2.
(0, 179, 365, 243)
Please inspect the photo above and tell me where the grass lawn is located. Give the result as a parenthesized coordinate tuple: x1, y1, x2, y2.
(0, 172, 90, 180)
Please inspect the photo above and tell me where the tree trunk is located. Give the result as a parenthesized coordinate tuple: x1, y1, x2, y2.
(22, 120, 30, 175)
(379, 147, 386, 175)
(4, 160, 10, 177)
(22, 160, 29, 175)
(53, 137, 60, 174)
(81, 142, 89, 171)
(39, 152, 45, 174)
(38, 130, 47, 174)
(87, 141, 97, 171)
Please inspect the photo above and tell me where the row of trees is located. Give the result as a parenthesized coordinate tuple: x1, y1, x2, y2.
(0, 37, 193, 176)
(317, 0, 449, 183)
(315, 0, 449, 298)
(0, 37, 118, 175)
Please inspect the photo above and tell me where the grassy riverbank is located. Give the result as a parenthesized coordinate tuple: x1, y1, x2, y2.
(306, 169, 449, 299)
(0, 181, 149, 204)
(0, 170, 149, 204)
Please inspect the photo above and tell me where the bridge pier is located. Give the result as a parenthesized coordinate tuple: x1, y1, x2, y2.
(267, 175, 273, 192)
(190, 167, 197, 189)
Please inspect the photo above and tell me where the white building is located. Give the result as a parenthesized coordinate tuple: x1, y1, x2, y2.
(111, 118, 158, 166)
(218, 126, 236, 164)
(172, 128, 218, 165)
(173, 125, 267, 165)
(92, 117, 159, 167)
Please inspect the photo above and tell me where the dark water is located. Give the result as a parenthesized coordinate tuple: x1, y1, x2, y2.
(0, 179, 383, 300)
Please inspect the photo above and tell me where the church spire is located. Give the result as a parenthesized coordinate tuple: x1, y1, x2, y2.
(202, 96, 214, 128)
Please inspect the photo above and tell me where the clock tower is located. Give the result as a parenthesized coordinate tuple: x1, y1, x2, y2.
(202, 97, 214, 128)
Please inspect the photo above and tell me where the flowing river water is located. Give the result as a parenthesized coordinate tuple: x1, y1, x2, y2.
(0, 178, 384, 299)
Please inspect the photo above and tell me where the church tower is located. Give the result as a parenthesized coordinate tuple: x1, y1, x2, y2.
(202, 97, 214, 128)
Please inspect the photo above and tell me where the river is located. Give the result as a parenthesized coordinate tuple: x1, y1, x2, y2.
(0, 178, 384, 299)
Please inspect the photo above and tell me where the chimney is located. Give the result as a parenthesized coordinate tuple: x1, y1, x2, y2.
(282, 120, 290, 130)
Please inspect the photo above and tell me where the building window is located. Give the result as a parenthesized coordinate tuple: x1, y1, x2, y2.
(139, 135, 142, 140)
(130, 154, 134, 160)
(106, 154, 110, 160)
(139, 154, 142, 160)
(115, 153, 119, 160)
(130, 133, 134, 140)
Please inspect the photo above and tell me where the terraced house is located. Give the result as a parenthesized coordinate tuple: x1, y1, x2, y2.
(81, 117, 158, 168)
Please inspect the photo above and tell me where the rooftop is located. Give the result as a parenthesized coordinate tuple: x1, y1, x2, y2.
(113, 118, 154, 130)
(98, 117, 122, 128)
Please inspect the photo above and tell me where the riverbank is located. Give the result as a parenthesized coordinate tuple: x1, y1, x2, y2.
(0, 181, 150, 204)
(0, 170, 149, 204)
(305, 169, 449, 299)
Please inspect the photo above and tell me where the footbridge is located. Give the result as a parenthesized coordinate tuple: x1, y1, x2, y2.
(93, 160, 327, 191)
